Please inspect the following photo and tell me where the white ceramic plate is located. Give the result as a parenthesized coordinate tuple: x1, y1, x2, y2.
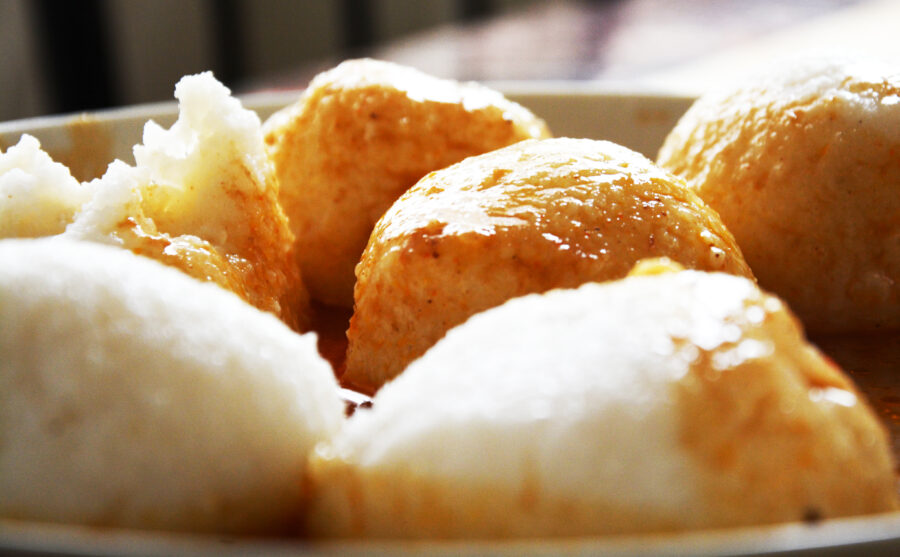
(1, 87, 898, 557)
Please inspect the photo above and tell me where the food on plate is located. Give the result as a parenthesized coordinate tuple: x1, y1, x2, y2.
(0, 238, 344, 535)
(0, 73, 309, 330)
(1, 58, 898, 546)
(72, 72, 309, 330)
(307, 261, 898, 539)
(344, 137, 753, 392)
(657, 57, 900, 334)
(263, 58, 551, 307)
(0, 134, 88, 238)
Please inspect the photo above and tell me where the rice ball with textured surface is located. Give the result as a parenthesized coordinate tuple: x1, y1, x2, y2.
(657, 57, 900, 333)
(0, 238, 344, 535)
(65, 72, 309, 330)
(344, 138, 752, 392)
(263, 58, 551, 307)
(308, 262, 897, 538)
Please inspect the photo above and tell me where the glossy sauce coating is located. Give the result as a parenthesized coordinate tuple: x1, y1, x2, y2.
(673, 286, 897, 523)
(345, 138, 752, 392)
(110, 179, 306, 330)
(308, 266, 897, 538)
(263, 58, 550, 308)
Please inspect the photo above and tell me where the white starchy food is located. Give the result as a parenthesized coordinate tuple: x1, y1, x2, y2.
(63, 72, 307, 328)
(308, 264, 897, 538)
(68, 72, 269, 245)
(0, 134, 88, 238)
(657, 57, 900, 333)
(0, 238, 343, 535)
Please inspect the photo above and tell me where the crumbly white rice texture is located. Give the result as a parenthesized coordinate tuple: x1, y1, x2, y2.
(0, 238, 343, 535)
(1, 72, 268, 246)
(66, 71, 271, 246)
(1, 73, 283, 273)
(0, 134, 88, 239)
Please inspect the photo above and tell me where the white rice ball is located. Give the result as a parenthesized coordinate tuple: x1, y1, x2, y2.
(0, 238, 343, 535)
(307, 266, 897, 538)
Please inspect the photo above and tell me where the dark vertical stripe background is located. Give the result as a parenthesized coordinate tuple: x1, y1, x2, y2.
(30, 0, 119, 113)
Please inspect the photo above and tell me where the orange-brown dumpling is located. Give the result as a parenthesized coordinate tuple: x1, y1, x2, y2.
(657, 57, 900, 333)
(344, 138, 752, 392)
(308, 263, 897, 538)
(263, 58, 550, 307)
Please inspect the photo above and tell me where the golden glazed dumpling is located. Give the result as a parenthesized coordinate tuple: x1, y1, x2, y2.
(0, 238, 344, 535)
(65, 73, 309, 330)
(657, 57, 900, 334)
(263, 58, 550, 307)
(344, 138, 752, 392)
(307, 262, 898, 539)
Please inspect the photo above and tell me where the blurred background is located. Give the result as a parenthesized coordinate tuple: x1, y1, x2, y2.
(2, 0, 899, 122)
